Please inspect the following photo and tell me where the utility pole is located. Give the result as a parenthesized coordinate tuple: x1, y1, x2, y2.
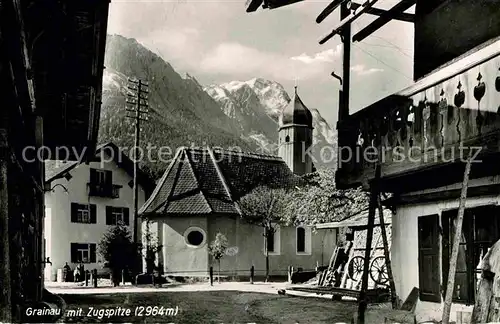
(339, 1, 351, 123)
(126, 78, 149, 252)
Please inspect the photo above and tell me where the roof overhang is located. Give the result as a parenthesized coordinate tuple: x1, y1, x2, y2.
(23, 0, 111, 161)
(315, 209, 392, 229)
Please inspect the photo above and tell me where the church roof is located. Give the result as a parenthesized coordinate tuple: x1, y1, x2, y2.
(281, 87, 313, 128)
(139, 147, 301, 217)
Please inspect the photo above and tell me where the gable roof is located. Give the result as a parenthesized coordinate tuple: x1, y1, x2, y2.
(45, 142, 155, 195)
(140, 147, 301, 217)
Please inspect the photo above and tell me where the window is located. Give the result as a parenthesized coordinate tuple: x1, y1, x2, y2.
(267, 230, 275, 253)
(70, 243, 96, 263)
(297, 227, 305, 253)
(91, 168, 111, 186)
(106, 206, 130, 226)
(70, 203, 96, 224)
(296, 226, 312, 255)
(442, 205, 500, 304)
(264, 226, 280, 255)
(285, 135, 290, 143)
(184, 227, 206, 248)
(418, 214, 441, 303)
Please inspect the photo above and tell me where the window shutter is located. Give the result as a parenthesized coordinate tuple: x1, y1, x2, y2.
(442, 211, 450, 298)
(70, 203, 78, 222)
(71, 243, 78, 263)
(90, 244, 96, 263)
(106, 170, 112, 187)
(90, 205, 97, 223)
(418, 214, 441, 303)
(105, 206, 112, 225)
(123, 208, 130, 226)
(90, 168, 97, 184)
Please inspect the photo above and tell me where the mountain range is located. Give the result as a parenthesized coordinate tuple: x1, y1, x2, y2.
(99, 35, 337, 180)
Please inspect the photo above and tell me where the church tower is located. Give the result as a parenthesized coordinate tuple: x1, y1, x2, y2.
(278, 86, 314, 175)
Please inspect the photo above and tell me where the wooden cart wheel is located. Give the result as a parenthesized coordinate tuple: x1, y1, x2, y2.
(347, 256, 364, 281)
(369, 256, 389, 285)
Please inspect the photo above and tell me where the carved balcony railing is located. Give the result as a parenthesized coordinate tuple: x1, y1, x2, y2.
(336, 40, 500, 190)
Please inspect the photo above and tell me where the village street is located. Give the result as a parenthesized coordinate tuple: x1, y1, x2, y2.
(46, 282, 360, 323)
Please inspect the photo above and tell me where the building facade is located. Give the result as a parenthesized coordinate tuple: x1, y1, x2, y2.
(335, 0, 500, 322)
(44, 143, 152, 281)
(140, 147, 336, 277)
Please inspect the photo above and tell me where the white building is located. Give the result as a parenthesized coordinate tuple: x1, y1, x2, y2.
(43, 143, 153, 281)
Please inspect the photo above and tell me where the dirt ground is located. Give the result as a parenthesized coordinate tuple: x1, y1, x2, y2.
(58, 291, 358, 323)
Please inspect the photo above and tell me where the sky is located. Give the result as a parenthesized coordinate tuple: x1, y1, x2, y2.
(107, 0, 415, 125)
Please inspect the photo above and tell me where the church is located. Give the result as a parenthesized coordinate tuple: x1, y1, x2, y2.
(139, 87, 336, 277)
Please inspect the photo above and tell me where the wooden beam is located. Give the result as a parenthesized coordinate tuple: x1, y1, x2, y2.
(442, 151, 473, 324)
(246, 0, 264, 12)
(376, 193, 397, 309)
(357, 165, 380, 324)
(353, 0, 416, 42)
(350, 2, 414, 22)
(316, 0, 347, 24)
(320, 0, 381, 45)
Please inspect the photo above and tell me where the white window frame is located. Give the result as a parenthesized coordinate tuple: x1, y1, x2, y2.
(184, 226, 207, 248)
(111, 208, 124, 225)
(263, 225, 280, 256)
(295, 225, 312, 255)
(77, 206, 90, 223)
(77, 244, 90, 263)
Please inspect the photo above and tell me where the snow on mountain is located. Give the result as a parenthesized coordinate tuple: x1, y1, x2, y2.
(205, 78, 337, 169)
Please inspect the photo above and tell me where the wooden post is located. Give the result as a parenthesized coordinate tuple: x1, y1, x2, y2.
(357, 165, 380, 324)
(338, 1, 351, 123)
(0, 130, 11, 323)
(209, 266, 213, 286)
(376, 194, 397, 309)
(250, 266, 254, 284)
(85, 270, 89, 286)
(92, 269, 97, 288)
(122, 269, 126, 285)
(288, 265, 293, 283)
(442, 151, 473, 324)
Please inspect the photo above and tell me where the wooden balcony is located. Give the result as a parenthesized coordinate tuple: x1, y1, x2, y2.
(336, 38, 500, 192)
(87, 183, 122, 199)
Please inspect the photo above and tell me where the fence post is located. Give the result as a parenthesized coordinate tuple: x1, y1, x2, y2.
(209, 267, 214, 286)
(85, 270, 89, 286)
(288, 266, 293, 283)
(122, 269, 126, 285)
(250, 266, 254, 284)
(92, 269, 97, 288)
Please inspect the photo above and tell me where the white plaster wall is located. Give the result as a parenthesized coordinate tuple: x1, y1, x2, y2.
(44, 153, 147, 281)
(393, 175, 500, 322)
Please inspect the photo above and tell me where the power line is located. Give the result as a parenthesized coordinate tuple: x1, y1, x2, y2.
(352, 43, 413, 81)
(368, 35, 413, 59)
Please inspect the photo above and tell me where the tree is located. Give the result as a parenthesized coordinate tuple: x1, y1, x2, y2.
(237, 186, 293, 282)
(142, 219, 163, 274)
(98, 221, 140, 286)
(284, 168, 370, 227)
(208, 232, 229, 283)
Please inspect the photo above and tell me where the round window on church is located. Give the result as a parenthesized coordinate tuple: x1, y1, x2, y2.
(184, 227, 206, 248)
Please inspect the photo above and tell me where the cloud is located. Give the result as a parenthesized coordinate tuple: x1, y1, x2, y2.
(351, 64, 384, 76)
(290, 45, 342, 64)
(200, 42, 339, 81)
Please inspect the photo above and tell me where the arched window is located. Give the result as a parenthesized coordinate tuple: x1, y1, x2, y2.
(285, 135, 290, 143)
(296, 227, 306, 253)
